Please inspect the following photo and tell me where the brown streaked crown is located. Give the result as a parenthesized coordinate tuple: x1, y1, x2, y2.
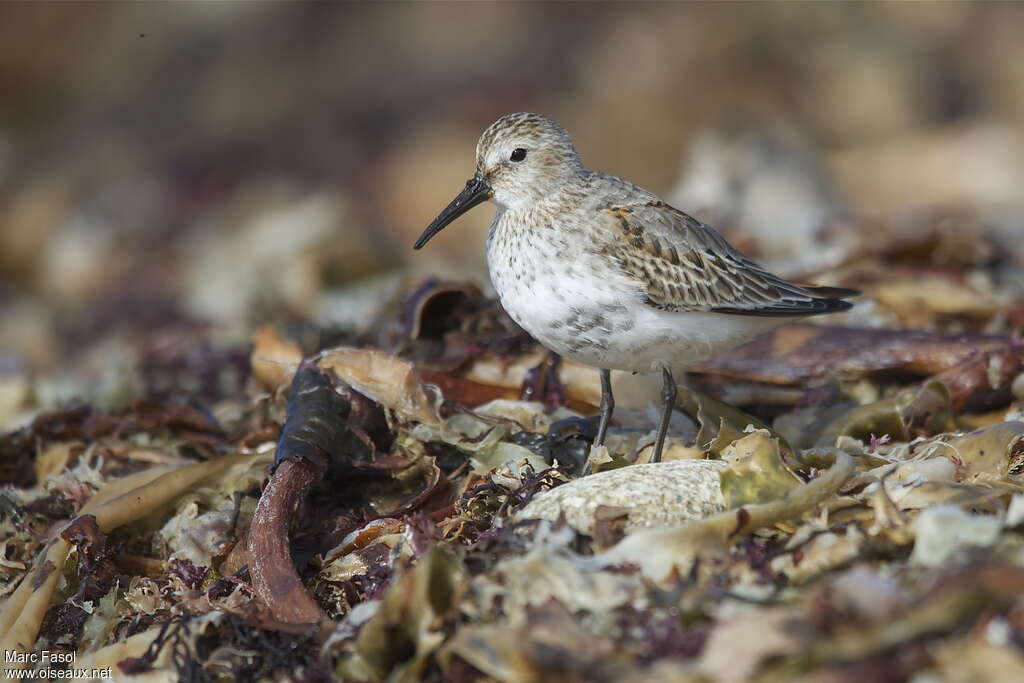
(474, 113, 586, 209)
(476, 112, 577, 166)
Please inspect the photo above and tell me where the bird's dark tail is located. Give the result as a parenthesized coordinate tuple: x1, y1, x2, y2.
(800, 284, 861, 299)
(711, 283, 860, 317)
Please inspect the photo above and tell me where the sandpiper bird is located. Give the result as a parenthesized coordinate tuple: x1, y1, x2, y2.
(414, 112, 857, 464)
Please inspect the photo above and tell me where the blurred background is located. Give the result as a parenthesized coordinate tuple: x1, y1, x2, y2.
(2, 2, 1024, 428)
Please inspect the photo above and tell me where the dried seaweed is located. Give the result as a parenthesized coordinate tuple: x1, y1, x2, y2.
(6, 279, 1024, 682)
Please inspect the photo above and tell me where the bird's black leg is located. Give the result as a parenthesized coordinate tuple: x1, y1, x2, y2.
(652, 367, 677, 463)
(595, 368, 615, 447)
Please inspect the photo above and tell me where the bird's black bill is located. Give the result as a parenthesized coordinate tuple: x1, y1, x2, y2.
(413, 175, 492, 249)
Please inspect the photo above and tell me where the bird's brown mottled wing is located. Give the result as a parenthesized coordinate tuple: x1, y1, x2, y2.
(599, 200, 857, 316)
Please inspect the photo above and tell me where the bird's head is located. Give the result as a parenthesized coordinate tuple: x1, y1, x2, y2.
(414, 112, 583, 249)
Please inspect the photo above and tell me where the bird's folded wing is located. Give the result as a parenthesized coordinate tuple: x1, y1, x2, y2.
(599, 200, 856, 317)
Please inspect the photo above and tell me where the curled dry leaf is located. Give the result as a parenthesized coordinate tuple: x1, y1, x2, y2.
(333, 547, 463, 682)
(402, 279, 487, 344)
(318, 347, 442, 425)
(677, 385, 790, 456)
(948, 421, 1024, 481)
(954, 421, 1024, 481)
(250, 325, 304, 391)
(719, 430, 802, 508)
(369, 278, 531, 374)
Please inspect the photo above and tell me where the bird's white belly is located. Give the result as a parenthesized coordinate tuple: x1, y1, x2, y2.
(489, 249, 782, 374)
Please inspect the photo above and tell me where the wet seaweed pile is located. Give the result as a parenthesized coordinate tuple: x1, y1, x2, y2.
(3, 247, 1024, 682)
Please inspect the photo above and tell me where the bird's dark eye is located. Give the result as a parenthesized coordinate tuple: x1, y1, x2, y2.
(510, 148, 527, 162)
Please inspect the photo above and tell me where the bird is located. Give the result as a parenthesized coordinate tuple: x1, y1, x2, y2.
(413, 112, 857, 465)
